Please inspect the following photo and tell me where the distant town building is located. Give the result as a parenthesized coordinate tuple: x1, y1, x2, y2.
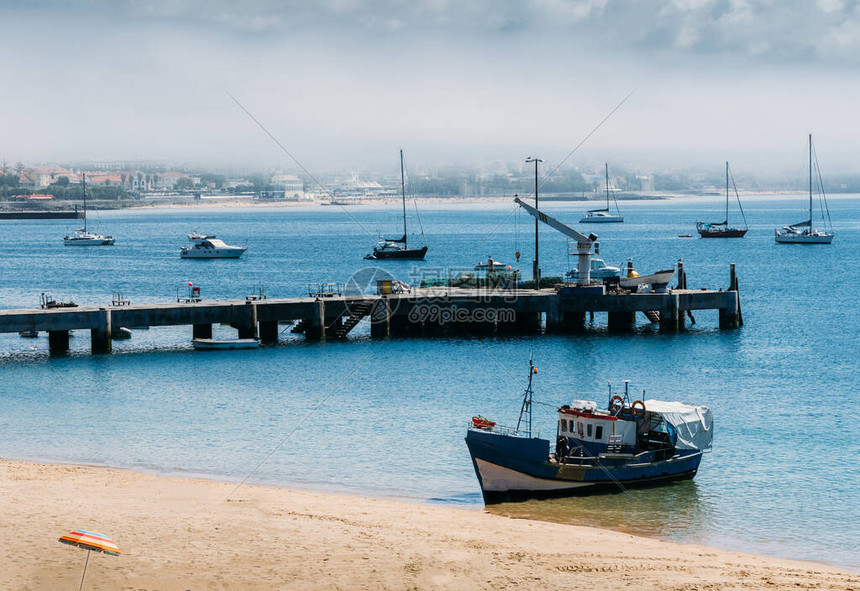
(636, 174, 655, 192)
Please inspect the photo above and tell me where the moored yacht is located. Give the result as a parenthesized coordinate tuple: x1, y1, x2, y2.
(696, 161, 748, 238)
(580, 163, 623, 223)
(64, 228, 116, 246)
(775, 134, 834, 244)
(180, 238, 246, 259)
(63, 173, 115, 246)
(365, 150, 428, 260)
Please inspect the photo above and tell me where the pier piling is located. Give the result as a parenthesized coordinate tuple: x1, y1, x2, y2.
(91, 309, 112, 354)
(659, 293, 682, 333)
(608, 311, 636, 333)
(370, 300, 390, 338)
(48, 330, 70, 354)
(258, 321, 279, 343)
(193, 324, 212, 339)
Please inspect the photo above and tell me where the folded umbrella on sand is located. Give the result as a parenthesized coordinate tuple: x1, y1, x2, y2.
(58, 530, 120, 591)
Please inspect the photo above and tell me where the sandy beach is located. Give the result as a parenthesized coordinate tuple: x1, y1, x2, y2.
(1, 459, 856, 590)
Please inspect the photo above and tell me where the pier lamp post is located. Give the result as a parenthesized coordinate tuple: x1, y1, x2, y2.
(525, 156, 543, 285)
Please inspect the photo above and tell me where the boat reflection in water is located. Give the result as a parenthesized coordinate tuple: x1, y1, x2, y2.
(485, 479, 713, 543)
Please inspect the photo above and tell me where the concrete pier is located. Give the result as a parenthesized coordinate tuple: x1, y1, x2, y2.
(0, 277, 742, 354)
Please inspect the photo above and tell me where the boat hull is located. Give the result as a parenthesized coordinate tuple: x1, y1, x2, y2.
(181, 248, 246, 258)
(774, 232, 833, 244)
(698, 228, 747, 238)
(64, 238, 115, 246)
(192, 338, 259, 350)
(366, 246, 428, 260)
(579, 216, 623, 223)
(619, 269, 675, 289)
(466, 428, 702, 503)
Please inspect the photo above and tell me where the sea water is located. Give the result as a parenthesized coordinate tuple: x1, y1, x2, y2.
(0, 196, 857, 571)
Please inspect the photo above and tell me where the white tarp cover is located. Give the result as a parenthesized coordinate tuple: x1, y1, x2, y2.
(643, 400, 713, 451)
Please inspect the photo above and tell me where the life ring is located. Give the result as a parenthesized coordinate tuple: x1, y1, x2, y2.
(609, 395, 624, 415)
(631, 400, 646, 418)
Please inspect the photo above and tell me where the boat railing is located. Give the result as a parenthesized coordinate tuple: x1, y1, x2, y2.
(246, 286, 267, 301)
(469, 421, 539, 438)
(308, 282, 344, 298)
(111, 292, 130, 306)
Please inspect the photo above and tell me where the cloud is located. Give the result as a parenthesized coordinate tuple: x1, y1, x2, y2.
(4, 0, 843, 64)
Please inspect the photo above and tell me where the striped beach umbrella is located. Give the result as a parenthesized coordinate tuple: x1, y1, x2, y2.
(58, 530, 120, 591)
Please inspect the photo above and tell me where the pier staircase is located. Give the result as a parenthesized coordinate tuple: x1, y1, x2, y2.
(642, 310, 660, 324)
(330, 301, 374, 339)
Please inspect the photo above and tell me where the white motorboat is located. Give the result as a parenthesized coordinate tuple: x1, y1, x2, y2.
(63, 173, 115, 246)
(565, 258, 620, 282)
(180, 239, 246, 259)
(775, 134, 834, 244)
(580, 163, 623, 223)
(192, 338, 259, 350)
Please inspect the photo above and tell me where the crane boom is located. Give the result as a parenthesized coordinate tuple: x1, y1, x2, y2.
(514, 197, 592, 244)
(514, 197, 599, 287)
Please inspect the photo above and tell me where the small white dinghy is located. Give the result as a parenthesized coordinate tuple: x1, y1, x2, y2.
(619, 269, 675, 291)
(192, 338, 260, 350)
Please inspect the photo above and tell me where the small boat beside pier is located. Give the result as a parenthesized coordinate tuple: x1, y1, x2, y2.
(192, 338, 260, 350)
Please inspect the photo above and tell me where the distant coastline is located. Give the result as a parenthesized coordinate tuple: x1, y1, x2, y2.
(2, 190, 856, 213)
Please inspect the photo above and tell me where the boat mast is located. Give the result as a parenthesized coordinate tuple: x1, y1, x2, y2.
(808, 134, 813, 229)
(725, 161, 729, 224)
(516, 357, 535, 437)
(605, 163, 610, 211)
(400, 149, 407, 247)
(82, 172, 87, 233)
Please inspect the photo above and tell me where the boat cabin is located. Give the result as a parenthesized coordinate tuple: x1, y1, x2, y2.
(556, 397, 713, 460)
(557, 400, 638, 457)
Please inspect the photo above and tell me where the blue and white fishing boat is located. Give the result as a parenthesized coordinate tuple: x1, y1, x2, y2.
(465, 360, 712, 503)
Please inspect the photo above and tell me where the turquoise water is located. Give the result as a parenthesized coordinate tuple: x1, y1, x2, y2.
(0, 197, 858, 571)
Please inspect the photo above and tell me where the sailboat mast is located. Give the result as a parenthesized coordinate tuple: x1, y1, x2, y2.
(725, 161, 729, 223)
(808, 134, 813, 225)
(605, 163, 610, 210)
(82, 172, 87, 233)
(400, 149, 407, 246)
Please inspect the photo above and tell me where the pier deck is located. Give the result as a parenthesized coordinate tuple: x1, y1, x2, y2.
(0, 283, 741, 354)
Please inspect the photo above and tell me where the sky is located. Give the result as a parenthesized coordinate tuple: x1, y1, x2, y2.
(2, 0, 860, 175)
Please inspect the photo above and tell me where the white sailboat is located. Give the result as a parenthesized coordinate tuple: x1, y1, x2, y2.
(580, 163, 623, 223)
(63, 173, 115, 246)
(775, 134, 834, 244)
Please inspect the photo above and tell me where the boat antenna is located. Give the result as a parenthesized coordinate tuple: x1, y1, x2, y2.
(516, 355, 536, 437)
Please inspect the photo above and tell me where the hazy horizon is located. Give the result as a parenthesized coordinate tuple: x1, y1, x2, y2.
(2, 1, 859, 175)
